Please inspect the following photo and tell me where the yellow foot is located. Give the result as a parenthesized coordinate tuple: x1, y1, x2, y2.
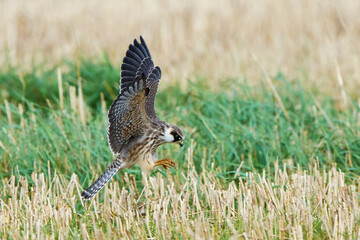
(154, 159, 176, 170)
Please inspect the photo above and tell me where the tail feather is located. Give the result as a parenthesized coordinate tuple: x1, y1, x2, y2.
(81, 157, 123, 200)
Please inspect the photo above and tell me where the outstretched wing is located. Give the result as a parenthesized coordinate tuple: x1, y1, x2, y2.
(120, 36, 161, 121)
(107, 76, 150, 154)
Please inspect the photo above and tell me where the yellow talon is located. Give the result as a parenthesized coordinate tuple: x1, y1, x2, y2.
(154, 159, 176, 170)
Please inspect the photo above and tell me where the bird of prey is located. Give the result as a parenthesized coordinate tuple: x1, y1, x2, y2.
(81, 36, 184, 200)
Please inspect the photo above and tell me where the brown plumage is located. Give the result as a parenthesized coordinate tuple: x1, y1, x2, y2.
(81, 36, 184, 200)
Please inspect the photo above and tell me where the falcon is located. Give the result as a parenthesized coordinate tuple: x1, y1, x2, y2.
(81, 36, 184, 200)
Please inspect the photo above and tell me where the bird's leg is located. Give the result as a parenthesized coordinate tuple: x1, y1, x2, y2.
(154, 159, 176, 170)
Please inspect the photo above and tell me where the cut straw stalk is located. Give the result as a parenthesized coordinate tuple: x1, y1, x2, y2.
(78, 78, 86, 124)
(2, 162, 358, 239)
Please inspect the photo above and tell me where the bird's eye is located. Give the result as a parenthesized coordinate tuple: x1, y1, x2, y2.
(171, 132, 180, 142)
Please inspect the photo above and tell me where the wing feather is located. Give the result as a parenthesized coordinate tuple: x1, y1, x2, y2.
(140, 36, 152, 58)
(123, 56, 139, 67)
(121, 70, 136, 77)
(129, 44, 145, 59)
(134, 38, 150, 58)
(121, 63, 138, 72)
(145, 67, 161, 120)
(126, 48, 142, 63)
(107, 76, 149, 154)
(118, 36, 161, 121)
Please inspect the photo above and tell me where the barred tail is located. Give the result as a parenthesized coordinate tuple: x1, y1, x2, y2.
(81, 157, 123, 200)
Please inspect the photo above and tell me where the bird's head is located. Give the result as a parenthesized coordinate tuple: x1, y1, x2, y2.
(162, 124, 185, 147)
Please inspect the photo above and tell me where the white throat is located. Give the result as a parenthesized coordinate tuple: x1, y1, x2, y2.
(162, 127, 174, 143)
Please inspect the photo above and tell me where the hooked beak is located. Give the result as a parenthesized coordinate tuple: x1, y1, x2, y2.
(178, 139, 184, 147)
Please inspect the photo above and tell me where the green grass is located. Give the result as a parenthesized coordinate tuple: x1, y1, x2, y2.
(1, 58, 360, 185)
